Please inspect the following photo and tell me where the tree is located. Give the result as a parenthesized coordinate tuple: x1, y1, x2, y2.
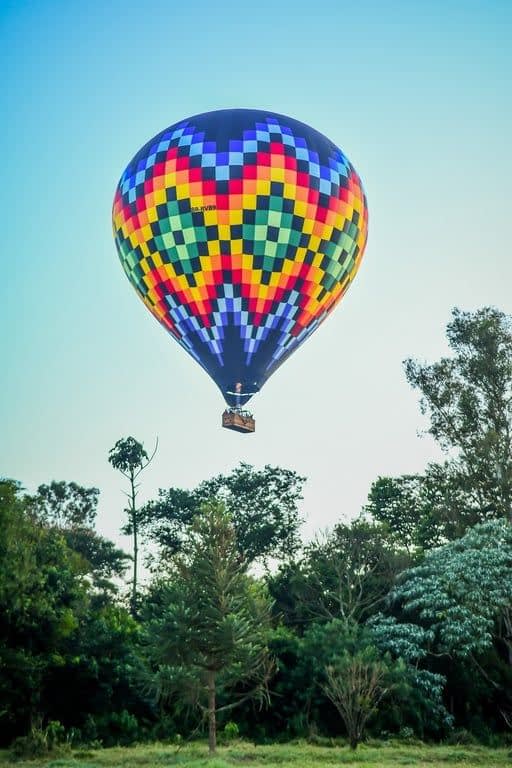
(300, 620, 398, 749)
(365, 469, 475, 551)
(392, 520, 512, 661)
(145, 502, 274, 754)
(108, 437, 157, 614)
(140, 462, 305, 566)
(367, 614, 452, 737)
(62, 527, 129, 591)
(405, 307, 512, 523)
(0, 479, 88, 742)
(390, 520, 512, 727)
(268, 519, 410, 629)
(0, 479, 150, 746)
(32, 481, 99, 528)
(31, 480, 128, 591)
(323, 649, 389, 749)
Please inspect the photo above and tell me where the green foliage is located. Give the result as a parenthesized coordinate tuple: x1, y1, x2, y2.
(61, 527, 129, 587)
(322, 645, 390, 749)
(365, 466, 490, 552)
(365, 476, 425, 552)
(405, 306, 512, 524)
(222, 721, 240, 741)
(0, 479, 88, 742)
(83, 710, 140, 747)
(108, 436, 156, 615)
(108, 437, 149, 477)
(145, 502, 274, 690)
(269, 519, 410, 628)
(0, 479, 150, 747)
(392, 520, 512, 657)
(9, 728, 49, 760)
(32, 481, 99, 528)
(144, 502, 274, 752)
(30, 480, 129, 591)
(8, 719, 66, 760)
(3, 740, 512, 768)
(367, 615, 453, 735)
(140, 462, 305, 565)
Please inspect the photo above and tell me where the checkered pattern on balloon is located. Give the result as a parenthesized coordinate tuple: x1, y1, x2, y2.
(112, 110, 368, 407)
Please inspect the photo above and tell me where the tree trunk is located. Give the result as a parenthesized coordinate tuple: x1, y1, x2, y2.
(130, 473, 138, 617)
(207, 669, 217, 755)
(349, 734, 359, 750)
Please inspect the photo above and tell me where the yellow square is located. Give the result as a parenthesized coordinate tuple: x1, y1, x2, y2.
(242, 194, 257, 209)
(207, 240, 221, 256)
(255, 179, 271, 195)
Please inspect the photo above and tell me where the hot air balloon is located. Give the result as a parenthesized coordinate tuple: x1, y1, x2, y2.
(112, 109, 368, 433)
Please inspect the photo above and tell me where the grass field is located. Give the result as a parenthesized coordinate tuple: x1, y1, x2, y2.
(1, 740, 511, 768)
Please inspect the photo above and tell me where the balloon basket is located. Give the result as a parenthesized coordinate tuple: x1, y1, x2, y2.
(222, 408, 255, 434)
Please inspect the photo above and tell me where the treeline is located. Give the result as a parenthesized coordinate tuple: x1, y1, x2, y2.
(2, 306, 512, 756)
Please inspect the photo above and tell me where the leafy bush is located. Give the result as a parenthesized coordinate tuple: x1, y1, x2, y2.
(9, 729, 48, 760)
(93, 710, 140, 746)
(222, 721, 240, 741)
(9, 720, 67, 760)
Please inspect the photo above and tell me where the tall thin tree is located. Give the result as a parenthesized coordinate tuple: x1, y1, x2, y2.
(108, 436, 157, 614)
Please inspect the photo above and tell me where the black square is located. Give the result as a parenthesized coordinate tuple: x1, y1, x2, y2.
(147, 237, 158, 254)
(252, 254, 264, 270)
(267, 226, 279, 242)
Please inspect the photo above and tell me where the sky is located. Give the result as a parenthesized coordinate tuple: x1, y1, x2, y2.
(1, 0, 511, 555)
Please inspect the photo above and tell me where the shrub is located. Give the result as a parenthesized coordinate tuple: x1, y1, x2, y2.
(223, 721, 240, 741)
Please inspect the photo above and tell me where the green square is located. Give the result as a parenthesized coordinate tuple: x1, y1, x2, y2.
(161, 232, 175, 250)
(267, 210, 282, 227)
(255, 210, 269, 225)
(269, 195, 283, 212)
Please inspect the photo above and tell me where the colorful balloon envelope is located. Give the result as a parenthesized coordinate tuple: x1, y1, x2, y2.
(112, 109, 368, 411)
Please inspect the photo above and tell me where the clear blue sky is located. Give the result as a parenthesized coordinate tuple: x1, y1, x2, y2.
(1, 0, 511, 550)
